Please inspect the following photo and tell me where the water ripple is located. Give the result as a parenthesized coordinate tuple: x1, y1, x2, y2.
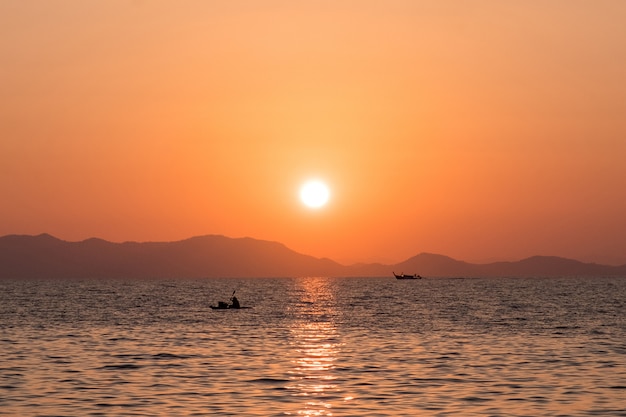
(0, 276, 625, 416)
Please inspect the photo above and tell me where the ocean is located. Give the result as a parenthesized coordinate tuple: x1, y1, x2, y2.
(1, 276, 625, 416)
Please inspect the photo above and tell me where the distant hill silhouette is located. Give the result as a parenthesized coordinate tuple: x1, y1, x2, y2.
(1, 234, 625, 279)
(394, 253, 626, 277)
(0, 234, 346, 279)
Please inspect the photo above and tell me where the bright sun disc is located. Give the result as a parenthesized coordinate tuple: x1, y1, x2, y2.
(300, 180, 330, 208)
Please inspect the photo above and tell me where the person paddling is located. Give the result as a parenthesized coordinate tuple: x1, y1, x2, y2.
(230, 295, 240, 309)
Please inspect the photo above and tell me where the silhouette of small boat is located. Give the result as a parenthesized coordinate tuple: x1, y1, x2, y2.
(393, 272, 422, 280)
(210, 301, 252, 310)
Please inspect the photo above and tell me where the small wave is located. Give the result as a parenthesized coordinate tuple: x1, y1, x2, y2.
(58, 378, 83, 384)
(152, 352, 193, 360)
(99, 364, 143, 370)
(462, 396, 491, 402)
(108, 337, 135, 342)
(249, 377, 289, 384)
(148, 383, 175, 388)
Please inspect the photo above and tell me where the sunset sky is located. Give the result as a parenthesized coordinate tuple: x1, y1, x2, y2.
(2, 1, 625, 265)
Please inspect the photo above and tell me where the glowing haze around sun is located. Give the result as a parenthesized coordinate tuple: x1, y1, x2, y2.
(299, 180, 330, 208)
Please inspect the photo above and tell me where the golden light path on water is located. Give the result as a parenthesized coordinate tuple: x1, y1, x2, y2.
(285, 278, 350, 416)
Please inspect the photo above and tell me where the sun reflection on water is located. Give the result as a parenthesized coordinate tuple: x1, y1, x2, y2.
(285, 278, 345, 416)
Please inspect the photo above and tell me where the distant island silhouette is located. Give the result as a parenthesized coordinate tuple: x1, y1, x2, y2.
(1, 234, 625, 279)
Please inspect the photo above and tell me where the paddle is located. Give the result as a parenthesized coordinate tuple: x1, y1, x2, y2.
(230, 289, 242, 308)
(214, 290, 236, 309)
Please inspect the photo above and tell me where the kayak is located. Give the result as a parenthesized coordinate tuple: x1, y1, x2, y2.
(211, 294, 252, 309)
(210, 305, 252, 310)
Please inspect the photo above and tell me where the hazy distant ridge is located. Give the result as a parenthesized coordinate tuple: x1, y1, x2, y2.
(1, 234, 624, 279)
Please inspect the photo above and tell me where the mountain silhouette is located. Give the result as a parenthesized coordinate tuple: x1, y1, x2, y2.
(1, 234, 624, 279)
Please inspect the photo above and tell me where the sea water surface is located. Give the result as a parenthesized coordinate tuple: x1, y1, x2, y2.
(1, 276, 625, 416)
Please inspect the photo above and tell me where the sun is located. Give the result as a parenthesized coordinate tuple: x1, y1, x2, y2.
(300, 180, 330, 208)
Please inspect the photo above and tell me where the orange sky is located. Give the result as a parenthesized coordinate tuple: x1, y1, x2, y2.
(2, 1, 626, 265)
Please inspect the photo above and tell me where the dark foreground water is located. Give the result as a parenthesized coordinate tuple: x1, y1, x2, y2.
(1, 276, 625, 416)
